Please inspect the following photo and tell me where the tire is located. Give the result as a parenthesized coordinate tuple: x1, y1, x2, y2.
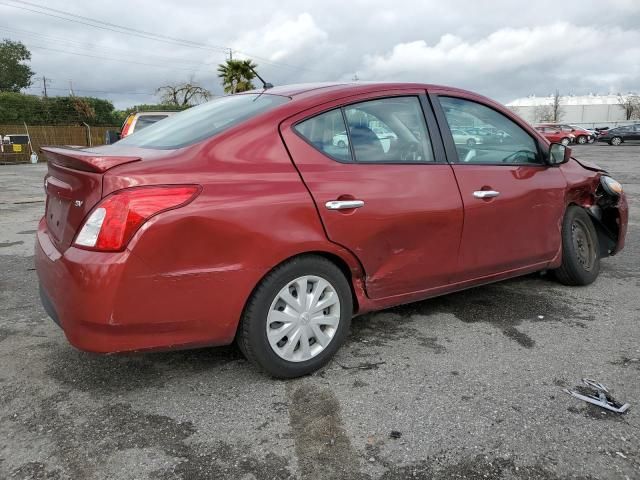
(577, 135, 588, 145)
(610, 136, 622, 146)
(466, 138, 476, 147)
(553, 206, 600, 286)
(236, 255, 353, 378)
(337, 140, 346, 148)
(561, 137, 570, 146)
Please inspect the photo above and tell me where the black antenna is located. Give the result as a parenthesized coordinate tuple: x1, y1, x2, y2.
(247, 65, 273, 90)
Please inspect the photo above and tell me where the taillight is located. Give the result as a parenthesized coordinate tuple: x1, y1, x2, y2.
(120, 114, 136, 138)
(74, 185, 200, 251)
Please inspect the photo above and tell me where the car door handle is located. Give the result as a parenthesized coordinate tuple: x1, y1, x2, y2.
(325, 200, 365, 210)
(473, 190, 500, 199)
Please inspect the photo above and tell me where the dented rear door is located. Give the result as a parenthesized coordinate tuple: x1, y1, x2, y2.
(281, 90, 464, 299)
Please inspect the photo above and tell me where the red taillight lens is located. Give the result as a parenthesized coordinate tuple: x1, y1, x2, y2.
(74, 185, 200, 252)
(120, 114, 136, 138)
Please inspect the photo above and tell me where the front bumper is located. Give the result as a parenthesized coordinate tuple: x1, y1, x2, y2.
(35, 218, 246, 353)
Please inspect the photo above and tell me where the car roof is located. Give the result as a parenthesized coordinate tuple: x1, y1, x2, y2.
(249, 81, 475, 100)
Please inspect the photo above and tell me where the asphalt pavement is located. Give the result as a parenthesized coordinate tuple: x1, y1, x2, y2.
(1, 143, 639, 479)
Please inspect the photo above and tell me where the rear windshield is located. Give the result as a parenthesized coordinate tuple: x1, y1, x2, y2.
(118, 94, 289, 149)
(134, 115, 169, 131)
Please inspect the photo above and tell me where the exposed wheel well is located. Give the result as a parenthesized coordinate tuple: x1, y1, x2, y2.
(568, 202, 619, 257)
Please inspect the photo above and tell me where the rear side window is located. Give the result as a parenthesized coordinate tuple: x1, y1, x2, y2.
(118, 94, 289, 149)
(294, 96, 434, 163)
(133, 115, 169, 132)
(344, 97, 433, 163)
(294, 110, 351, 162)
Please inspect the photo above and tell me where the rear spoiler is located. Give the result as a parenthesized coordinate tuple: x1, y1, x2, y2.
(41, 146, 141, 173)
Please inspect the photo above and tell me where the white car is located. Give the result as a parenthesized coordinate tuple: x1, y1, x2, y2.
(451, 128, 483, 146)
(332, 127, 398, 152)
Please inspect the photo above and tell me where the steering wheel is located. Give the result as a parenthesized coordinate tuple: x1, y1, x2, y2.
(399, 142, 423, 162)
(502, 150, 533, 163)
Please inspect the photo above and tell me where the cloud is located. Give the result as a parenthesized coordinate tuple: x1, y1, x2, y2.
(232, 13, 328, 63)
(2, 0, 639, 107)
(355, 22, 640, 101)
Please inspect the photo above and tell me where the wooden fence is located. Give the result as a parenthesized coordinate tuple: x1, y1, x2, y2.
(0, 124, 118, 164)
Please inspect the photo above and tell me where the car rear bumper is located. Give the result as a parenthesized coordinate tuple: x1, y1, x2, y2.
(35, 217, 247, 353)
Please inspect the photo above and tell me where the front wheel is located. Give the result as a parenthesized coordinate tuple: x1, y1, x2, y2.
(466, 138, 476, 147)
(553, 206, 600, 286)
(237, 255, 353, 378)
(577, 135, 588, 145)
(561, 137, 570, 146)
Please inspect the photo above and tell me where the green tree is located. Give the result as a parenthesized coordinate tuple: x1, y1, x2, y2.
(217, 59, 257, 94)
(0, 39, 34, 92)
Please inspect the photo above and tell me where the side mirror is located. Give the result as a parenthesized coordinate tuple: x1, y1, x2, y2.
(549, 143, 571, 165)
(104, 130, 121, 145)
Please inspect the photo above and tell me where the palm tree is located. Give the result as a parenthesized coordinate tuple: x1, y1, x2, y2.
(217, 59, 257, 94)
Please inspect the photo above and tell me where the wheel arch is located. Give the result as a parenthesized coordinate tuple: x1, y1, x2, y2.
(236, 248, 368, 341)
(565, 201, 618, 258)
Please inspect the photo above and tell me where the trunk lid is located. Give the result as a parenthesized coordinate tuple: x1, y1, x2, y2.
(42, 147, 141, 252)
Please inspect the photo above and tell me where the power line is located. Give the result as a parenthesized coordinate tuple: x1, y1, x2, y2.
(0, 24, 217, 68)
(0, 0, 318, 72)
(24, 85, 155, 96)
(24, 42, 210, 72)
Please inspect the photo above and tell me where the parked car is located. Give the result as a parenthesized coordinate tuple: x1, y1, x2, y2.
(332, 126, 398, 152)
(105, 111, 177, 144)
(36, 83, 628, 378)
(1, 133, 30, 153)
(451, 128, 483, 146)
(538, 124, 595, 144)
(534, 126, 574, 146)
(597, 124, 640, 145)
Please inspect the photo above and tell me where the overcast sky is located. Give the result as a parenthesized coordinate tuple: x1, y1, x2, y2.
(2, 0, 639, 108)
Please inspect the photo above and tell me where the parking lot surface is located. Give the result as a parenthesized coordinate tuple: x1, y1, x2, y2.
(1, 144, 639, 480)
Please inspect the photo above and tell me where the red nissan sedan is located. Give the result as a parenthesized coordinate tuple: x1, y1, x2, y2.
(35, 83, 628, 378)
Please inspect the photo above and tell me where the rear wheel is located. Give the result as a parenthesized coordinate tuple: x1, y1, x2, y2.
(466, 138, 476, 147)
(577, 135, 588, 145)
(553, 206, 600, 286)
(337, 140, 346, 148)
(237, 255, 352, 378)
(610, 136, 622, 146)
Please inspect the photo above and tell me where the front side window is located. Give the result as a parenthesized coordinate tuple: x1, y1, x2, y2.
(343, 97, 433, 163)
(439, 96, 540, 165)
(118, 94, 289, 149)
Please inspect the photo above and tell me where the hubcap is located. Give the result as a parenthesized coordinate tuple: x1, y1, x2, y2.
(571, 219, 596, 271)
(266, 275, 340, 362)
(612, 137, 621, 145)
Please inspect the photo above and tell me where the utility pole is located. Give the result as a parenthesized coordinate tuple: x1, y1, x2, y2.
(227, 48, 233, 61)
(69, 80, 75, 97)
(34, 76, 51, 97)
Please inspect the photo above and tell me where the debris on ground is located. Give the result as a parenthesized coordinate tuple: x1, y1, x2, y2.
(564, 379, 630, 414)
(389, 430, 402, 439)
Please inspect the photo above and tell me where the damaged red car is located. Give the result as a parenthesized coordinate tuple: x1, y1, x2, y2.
(35, 82, 628, 378)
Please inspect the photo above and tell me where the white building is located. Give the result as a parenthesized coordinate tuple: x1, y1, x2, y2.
(506, 94, 637, 127)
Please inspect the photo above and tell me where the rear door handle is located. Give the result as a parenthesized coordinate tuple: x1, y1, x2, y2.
(473, 190, 500, 199)
(325, 200, 365, 210)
